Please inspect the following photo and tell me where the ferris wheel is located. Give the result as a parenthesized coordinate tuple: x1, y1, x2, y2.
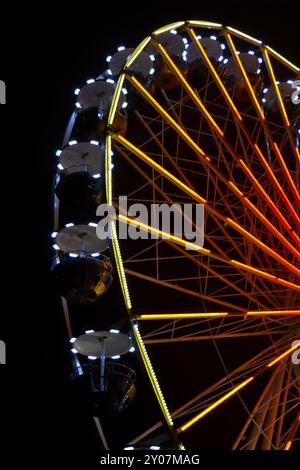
(52, 20, 300, 451)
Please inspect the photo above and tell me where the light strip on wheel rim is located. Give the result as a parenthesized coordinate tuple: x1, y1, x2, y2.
(125, 36, 151, 69)
(105, 135, 112, 205)
(225, 26, 262, 45)
(105, 130, 175, 439)
(108, 73, 126, 126)
(152, 22, 185, 36)
(265, 45, 300, 73)
(188, 20, 222, 28)
(133, 324, 174, 427)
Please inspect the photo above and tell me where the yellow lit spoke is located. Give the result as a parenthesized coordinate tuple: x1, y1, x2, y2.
(156, 41, 224, 137)
(127, 75, 210, 162)
(117, 213, 210, 254)
(187, 27, 242, 121)
(178, 377, 254, 432)
(114, 134, 207, 204)
(226, 33, 265, 121)
(137, 310, 300, 320)
(117, 214, 300, 291)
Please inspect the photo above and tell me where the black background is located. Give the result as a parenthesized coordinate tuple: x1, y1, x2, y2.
(0, 1, 299, 465)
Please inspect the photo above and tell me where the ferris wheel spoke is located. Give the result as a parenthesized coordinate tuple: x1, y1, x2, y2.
(153, 37, 300, 231)
(115, 135, 299, 279)
(125, 267, 242, 310)
(118, 215, 300, 291)
(262, 49, 300, 169)
(187, 27, 299, 224)
(224, 35, 300, 225)
(177, 342, 298, 433)
(114, 144, 276, 307)
(138, 309, 300, 320)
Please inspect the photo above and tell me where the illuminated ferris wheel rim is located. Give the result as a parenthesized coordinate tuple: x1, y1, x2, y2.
(53, 19, 300, 451)
(102, 20, 300, 448)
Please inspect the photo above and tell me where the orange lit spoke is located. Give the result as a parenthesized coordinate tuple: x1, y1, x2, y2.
(117, 214, 300, 291)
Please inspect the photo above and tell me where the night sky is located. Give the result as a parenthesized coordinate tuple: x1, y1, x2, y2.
(1, 1, 299, 465)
